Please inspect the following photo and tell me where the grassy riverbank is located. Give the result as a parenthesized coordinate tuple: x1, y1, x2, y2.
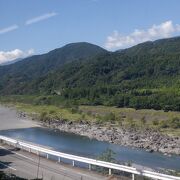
(0, 95, 180, 137)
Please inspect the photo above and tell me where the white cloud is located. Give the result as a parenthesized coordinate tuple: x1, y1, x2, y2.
(25, 12, 58, 25)
(0, 49, 34, 64)
(0, 25, 18, 35)
(105, 21, 180, 50)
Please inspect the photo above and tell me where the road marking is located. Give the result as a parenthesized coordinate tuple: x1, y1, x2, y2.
(0, 145, 34, 161)
(55, 162, 102, 180)
(0, 162, 16, 171)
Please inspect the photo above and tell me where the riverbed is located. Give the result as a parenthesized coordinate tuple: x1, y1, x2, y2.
(0, 105, 180, 171)
(0, 104, 39, 130)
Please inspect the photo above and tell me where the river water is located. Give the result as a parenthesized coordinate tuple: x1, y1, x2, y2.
(0, 127, 180, 170)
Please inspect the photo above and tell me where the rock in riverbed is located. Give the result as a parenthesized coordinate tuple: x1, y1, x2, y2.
(41, 119, 180, 155)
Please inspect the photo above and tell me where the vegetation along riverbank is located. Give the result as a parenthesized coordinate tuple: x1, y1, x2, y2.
(1, 95, 179, 155)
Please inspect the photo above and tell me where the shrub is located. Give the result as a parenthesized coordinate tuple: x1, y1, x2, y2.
(92, 149, 116, 174)
(152, 119, 159, 126)
(70, 106, 79, 114)
(159, 117, 180, 129)
(103, 112, 116, 121)
(140, 116, 146, 125)
(126, 117, 136, 127)
(159, 120, 168, 128)
(49, 110, 55, 114)
(169, 117, 180, 129)
(39, 111, 50, 121)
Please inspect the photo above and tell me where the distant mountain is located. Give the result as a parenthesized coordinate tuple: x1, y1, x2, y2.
(121, 36, 180, 55)
(0, 37, 180, 111)
(0, 42, 107, 89)
(0, 42, 107, 78)
(29, 36, 180, 90)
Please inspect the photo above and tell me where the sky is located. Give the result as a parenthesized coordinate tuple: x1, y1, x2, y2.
(0, 0, 180, 64)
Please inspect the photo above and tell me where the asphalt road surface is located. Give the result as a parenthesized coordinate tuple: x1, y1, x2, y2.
(0, 143, 109, 180)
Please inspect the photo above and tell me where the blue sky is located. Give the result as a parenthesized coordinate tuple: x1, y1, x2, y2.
(0, 0, 180, 63)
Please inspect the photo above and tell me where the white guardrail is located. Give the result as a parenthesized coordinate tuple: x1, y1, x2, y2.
(0, 135, 180, 180)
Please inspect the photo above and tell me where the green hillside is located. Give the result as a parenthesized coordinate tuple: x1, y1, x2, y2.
(0, 37, 180, 111)
(0, 42, 107, 94)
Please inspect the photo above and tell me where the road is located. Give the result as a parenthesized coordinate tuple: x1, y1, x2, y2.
(0, 143, 109, 180)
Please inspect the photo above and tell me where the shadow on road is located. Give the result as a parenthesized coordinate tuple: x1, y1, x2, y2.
(0, 161, 13, 170)
(0, 147, 15, 171)
(0, 147, 14, 156)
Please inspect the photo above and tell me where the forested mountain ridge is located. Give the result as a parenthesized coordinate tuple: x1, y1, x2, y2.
(0, 37, 180, 111)
(0, 42, 107, 81)
(0, 42, 107, 94)
(121, 36, 180, 55)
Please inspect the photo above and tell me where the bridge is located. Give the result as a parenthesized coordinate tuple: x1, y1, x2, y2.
(0, 135, 179, 180)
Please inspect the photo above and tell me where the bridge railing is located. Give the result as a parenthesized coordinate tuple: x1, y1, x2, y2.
(0, 135, 180, 180)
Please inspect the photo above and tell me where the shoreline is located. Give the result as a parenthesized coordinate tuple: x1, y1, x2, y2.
(1, 104, 179, 156)
(0, 104, 39, 131)
(39, 118, 180, 156)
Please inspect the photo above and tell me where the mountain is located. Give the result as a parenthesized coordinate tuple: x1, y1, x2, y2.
(28, 36, 180, 88)
(0, 37, 180, 111)
(0, 42, 107, 79)
(121, 36, 180, 56)
(0, 42, 107, 93)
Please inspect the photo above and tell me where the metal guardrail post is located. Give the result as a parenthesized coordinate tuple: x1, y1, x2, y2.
(58, 157, 61, 163)
(109, 168, 112, 175)
(88, 164, 91, 170)
(132, 173, 135, 180)
(72, 160, 75, 167)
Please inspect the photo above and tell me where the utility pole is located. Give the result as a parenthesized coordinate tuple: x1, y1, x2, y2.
(36, 151, 40, 179)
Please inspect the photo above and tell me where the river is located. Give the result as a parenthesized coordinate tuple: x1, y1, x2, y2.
(0, 127, 180, 171)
